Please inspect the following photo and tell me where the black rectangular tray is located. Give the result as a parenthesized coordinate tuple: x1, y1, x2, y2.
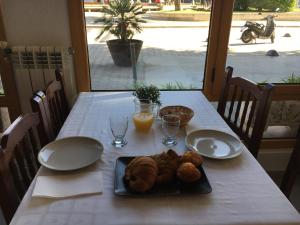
(115, 157, 212, 196)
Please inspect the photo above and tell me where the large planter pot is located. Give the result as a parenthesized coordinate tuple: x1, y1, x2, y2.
(106, 39, 143, 67)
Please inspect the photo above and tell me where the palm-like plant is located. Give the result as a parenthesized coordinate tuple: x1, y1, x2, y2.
(96, 0, 146, 42)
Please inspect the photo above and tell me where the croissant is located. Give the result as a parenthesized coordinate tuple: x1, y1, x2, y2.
(125, 156, 158, 193)
(151, 149, 180, 185)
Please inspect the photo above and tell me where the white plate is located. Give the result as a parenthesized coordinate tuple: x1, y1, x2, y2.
(185, 129, 243, 159)
(38, 137, 104, 171)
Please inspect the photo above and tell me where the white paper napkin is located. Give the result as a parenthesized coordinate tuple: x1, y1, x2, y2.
(32, 171, 103, 198)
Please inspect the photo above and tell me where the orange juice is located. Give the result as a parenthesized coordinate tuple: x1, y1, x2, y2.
(133, 112, 154, 132)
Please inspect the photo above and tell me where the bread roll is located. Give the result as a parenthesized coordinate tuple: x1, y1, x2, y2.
(177, 162, 201, 183)
(180, 151, 203, 167)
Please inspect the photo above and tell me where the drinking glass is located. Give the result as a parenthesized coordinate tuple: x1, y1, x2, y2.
(162, 114, 180, 146)
(133, 98, 154, 132)
(110, 115, 128, 148)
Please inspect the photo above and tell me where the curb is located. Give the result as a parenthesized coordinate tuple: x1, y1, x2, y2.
(86, 24, 300, 28)
(146, 11, 300, 22)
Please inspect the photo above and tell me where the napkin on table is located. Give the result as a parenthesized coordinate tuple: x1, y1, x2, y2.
(32, 171, 103, 198)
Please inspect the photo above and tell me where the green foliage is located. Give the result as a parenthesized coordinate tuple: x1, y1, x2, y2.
(281, 73, 300, 83)
(257, 79, 269, 84)
(95, 0, 146, 42)
(247, 0, 296, 12)
(234, 0, 250, 11)
(133, 84, 161, 105)
(160, 82, 197, 90)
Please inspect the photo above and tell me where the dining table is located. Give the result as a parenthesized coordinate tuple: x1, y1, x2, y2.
(10, 91, 300, 225)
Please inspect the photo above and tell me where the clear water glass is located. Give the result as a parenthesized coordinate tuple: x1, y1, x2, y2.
(110, 115, 128, 148)
(162, 114, 180, 146)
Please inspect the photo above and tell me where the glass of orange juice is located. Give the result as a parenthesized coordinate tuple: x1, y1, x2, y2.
(133, 98, 154, 132)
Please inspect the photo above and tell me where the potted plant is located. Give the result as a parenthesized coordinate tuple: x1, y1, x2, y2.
(133, 84, 161, 118)
(133, 84, 161, 105)
(95, 0, 146, 67)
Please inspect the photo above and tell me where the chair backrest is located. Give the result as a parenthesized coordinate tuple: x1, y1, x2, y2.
(36, 69, 69, 136)
(217, 66, 274, 158)
(0, 113, 42, 223)
(280, 126, 300, 198)
(31, 92, 56, 146)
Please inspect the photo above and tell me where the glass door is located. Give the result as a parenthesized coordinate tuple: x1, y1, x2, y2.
(83, 0, 213, 91)
(225, 0, 300, 141)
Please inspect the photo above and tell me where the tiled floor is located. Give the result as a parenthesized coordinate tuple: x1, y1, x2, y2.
(269, 172, 300, 213)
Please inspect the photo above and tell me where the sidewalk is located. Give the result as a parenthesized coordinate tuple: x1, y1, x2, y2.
(85, 12, 300, 28)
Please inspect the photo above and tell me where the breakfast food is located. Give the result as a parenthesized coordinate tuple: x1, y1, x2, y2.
(125, 156, 158, 193)
(177, 162, 202, 183)
(151, 149, 180, 185)
(180, 150, 203, 167)
(124, 150, 203, 192)
(159, 106, 194, 127)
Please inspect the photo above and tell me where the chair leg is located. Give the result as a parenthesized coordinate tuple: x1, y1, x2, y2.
(280, 145, 300, 198)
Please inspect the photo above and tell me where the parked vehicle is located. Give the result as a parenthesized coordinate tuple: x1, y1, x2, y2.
(240, 13, 278, 44)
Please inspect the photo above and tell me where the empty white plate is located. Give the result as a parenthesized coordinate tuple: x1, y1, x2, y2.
(185, 129, 243, 159)
(38, 137, 104, 171)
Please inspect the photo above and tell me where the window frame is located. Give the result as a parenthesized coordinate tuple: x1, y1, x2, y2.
(0, 2, 21, 121)
(67, 0, 236, 96)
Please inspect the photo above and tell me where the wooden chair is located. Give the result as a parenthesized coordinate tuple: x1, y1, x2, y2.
(35, 69, 69, 136)
(280, 126, 300, 197)
(217, 66, 274, 158)
(31, 92, 56, 146)
(0, 113, 43, 223)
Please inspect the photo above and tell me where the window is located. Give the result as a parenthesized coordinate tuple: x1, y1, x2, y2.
(226, 0, 300, 140)
(83, 1, 213, 90)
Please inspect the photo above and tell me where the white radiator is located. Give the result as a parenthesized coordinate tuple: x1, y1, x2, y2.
(10, 46, 75, 113)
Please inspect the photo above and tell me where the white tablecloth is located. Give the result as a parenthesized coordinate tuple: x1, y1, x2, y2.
(10, 91, 300, 225)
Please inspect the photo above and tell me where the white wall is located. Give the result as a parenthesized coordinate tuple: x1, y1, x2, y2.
(1, 0, 77, 106)
(2, 0, 71, 46)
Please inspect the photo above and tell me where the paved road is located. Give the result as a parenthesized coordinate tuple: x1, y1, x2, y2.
(86, 21, 300, 90)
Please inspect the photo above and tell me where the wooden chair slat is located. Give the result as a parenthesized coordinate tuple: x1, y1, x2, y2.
(29, 128, 40, 161)
(52, 94, 63, 127)
(217, 66, 274, 158)
(22, 135, 38, 177)
(31, 92, 55, 146)
(55, 69, 69, 119)
(228, 85, 237, 121)
(0, 113, 42, 223)
(234, 89, 244, 126)
(239, 92, 251, 130)
(9, 159, 25, 199)
(50, 97, 61, 134)
(14, 144, 31, 189)
(245, 98, 256, 137)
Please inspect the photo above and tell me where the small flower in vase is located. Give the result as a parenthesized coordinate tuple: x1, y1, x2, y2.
(133, 84, 161, 106)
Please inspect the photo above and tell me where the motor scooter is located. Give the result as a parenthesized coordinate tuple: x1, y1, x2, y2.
(240, 13, 278, 43)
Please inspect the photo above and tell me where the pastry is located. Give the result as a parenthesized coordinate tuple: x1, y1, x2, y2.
(177, 162, 201, 183)
(125, 156, 158, 193)
(151, 149, 180, 185)
(180, 150, 203, 167)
